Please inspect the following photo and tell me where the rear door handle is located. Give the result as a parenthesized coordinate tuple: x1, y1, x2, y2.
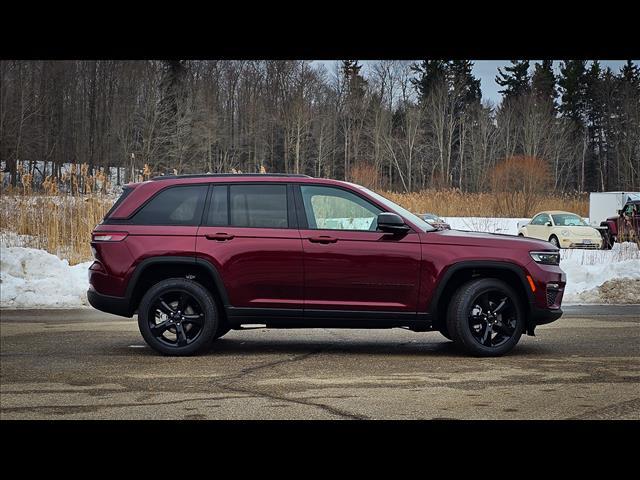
(205, 233, 235, 241)
(308, 235, 338, 244)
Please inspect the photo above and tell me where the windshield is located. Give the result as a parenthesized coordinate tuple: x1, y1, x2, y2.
(350, 184, 436, 232)
(552, 214, 588, 226)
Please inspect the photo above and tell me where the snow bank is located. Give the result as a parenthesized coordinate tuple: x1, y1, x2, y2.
(560, 242, 640, 304)
(0, 246, 92, 308)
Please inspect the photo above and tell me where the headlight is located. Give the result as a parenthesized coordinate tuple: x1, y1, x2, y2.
(530, 251, 560, 265)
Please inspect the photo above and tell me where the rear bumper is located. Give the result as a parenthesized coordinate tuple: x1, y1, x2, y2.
(87, 288, 132, 318)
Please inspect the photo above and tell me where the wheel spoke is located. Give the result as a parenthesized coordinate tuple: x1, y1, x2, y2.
(493, 322, 514, 337)
(176, 323, 188, 346)
(178, 293, 189, 312)
(150, 319, 172, 337)
(157, 298, 175, 315)
(481, 324, 493, 346)
(478, 293, 490, 311)
(492, 297, 509, 315)
(182, 313, 204, 325)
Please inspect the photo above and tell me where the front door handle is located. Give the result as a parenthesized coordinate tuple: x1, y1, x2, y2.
(308, 235, 338, 244)
(205, 233, 235, 241)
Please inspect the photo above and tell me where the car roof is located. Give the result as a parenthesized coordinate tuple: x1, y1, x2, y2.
(114, 175, 364, 219)
(535, 210, 582, 215)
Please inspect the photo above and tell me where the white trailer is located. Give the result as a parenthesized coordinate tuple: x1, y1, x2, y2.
(588, 192, 640, 226)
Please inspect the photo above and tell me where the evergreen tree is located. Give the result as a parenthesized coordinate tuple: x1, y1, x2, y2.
(558, 60, 588, 124)
(620, 60, 640, 92)
(495, 60, 531, 100)
(342, 60, 367, 98)
(448, 60, 482, 110)
(410, 60, 448, 103)
(531, 60, 556, 110)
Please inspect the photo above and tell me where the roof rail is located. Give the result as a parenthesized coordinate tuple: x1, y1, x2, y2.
(151, 173, 312, 181)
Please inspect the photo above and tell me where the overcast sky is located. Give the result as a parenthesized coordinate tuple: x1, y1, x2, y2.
(313, 60, 637, 105)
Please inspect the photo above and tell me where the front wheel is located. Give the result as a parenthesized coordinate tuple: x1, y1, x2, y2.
(549, 235, 560, 248)
(138, 278, 219, 356)
(446, 278, 525, 356)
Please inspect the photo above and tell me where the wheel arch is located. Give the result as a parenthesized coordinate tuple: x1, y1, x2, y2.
(125, 256, 230, 317)
(429, 261, 534, 332)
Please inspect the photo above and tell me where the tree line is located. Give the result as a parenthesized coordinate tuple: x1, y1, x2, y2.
(1, 59, 638, 192)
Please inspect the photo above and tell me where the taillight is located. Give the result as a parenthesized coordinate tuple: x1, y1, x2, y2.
(92, 232, 128, 242)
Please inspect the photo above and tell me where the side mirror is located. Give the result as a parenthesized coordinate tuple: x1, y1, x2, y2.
(377, 212, 410, 234)
(545, 221, 552, 227)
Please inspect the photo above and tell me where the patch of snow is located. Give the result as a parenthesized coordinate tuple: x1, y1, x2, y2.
(561, 243, 640, 304)
(0, 246, 92, 308)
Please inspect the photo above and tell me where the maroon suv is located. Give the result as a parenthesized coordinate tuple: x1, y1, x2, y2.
(88, 174, 565, 356)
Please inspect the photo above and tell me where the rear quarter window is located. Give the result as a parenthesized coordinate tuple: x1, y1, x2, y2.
(131, 185, 208, 225)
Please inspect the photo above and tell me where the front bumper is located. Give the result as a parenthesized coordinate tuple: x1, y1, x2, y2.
(529, 306, 563, 325)
(559, 237, 602, 249)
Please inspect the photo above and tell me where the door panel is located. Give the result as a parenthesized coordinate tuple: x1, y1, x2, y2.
(296, 184, 421, 313)
(300, 229, 422, 312)
(196, 183, 304, 309)
(196, 227, 304, 309)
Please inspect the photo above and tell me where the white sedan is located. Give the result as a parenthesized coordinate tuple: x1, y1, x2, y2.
(518, 210, 603, 249)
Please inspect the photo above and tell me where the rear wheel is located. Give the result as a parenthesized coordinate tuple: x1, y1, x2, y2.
(446, 278, 525, 357)
(138, 278, 219, 356)
(438, 323, 452, 340)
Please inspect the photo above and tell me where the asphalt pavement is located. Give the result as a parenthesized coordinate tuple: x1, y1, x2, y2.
(1, 305, 638, 419)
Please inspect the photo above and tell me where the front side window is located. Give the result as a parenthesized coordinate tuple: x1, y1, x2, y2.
(229, 184, 288, 228)
(132, 185, 207, 225)
(300, 185, 382, 231)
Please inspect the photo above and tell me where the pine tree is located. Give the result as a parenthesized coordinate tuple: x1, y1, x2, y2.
(342, 60, 367, 98)
(531, 60, 556, 110)
(448, 60, 482, 110)
(495, 60, 531, 100)
(558, 60, 588, 124)
(620, 60, 640, 92)
(410, 60, 448, 103)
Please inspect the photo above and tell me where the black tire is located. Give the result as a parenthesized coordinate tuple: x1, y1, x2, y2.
(549, 235, 560, 248)
(214, 325, 231, 340)
(138, 278, 219, 356)
(446, 278, 525, 357)
(438, 324, 452, 340)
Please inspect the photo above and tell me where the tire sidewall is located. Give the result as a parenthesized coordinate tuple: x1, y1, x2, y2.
(447, 278, 525, 357)
(549, 235, 560, 248)
(138, 278, 219, 356)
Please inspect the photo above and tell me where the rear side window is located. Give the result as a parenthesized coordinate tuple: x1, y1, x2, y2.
(229, 184, 288, 228)
(132, 185, 207, 225)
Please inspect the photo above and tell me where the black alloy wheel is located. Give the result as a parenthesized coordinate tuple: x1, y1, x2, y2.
(137, 278, 219, 356)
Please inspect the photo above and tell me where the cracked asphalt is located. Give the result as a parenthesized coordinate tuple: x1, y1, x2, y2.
(1, 305, 639, 420)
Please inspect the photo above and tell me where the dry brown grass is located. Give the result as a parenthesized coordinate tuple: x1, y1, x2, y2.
(1, 184, 589, 265)
(0, 193, 114, 265)
(383, 189, 589, 218)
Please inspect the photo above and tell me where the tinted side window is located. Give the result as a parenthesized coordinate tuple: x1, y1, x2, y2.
(132, 185, 207, 225)
(229, 184, 288, 228)
(206, 185, 229, 226)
